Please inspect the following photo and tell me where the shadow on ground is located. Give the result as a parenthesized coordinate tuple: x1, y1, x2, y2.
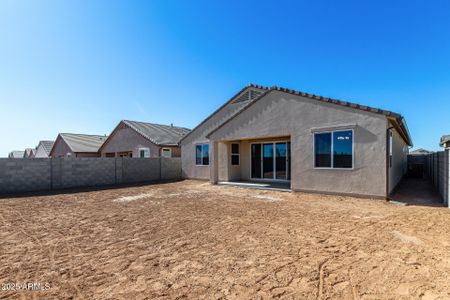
(391, 178, 444, 207)
(0, 179, 183, 200)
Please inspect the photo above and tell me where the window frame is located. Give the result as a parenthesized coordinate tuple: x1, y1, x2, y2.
(313, 129, 355, 170)
(389, 130, 393, 168)
(231, 143, 240, 166)
(195, 143, 209, 166)
(161, 147, 172, 158)
(139, 147, 150, 158)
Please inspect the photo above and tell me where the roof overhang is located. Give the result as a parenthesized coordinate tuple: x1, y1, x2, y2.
(205, 85, 413, 147)
(388, 116, 413, 147)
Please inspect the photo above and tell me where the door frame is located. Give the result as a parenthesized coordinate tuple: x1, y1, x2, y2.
(250, 140, 291, 182)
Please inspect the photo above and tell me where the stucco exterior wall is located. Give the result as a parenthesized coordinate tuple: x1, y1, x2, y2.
(207, 91, 390, 198)
(389, 128, 408, 194)
(180, 98, 254, 179)
(101, 127, 160, 158)
(100, 127, 181, 158)
(51, 138, 73, 158)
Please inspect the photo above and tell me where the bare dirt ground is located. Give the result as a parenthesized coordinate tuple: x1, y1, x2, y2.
(1, 180, 450, 299)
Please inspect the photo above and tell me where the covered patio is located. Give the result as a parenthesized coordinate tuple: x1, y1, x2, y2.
(210, 136, 292, 190)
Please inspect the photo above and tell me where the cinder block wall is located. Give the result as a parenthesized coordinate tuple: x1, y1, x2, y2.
(51, 158, 117, 189)
(427, 150, 449, 207)
(0, 157, 182, 195)
(0, 159, 51, 193)
(445, 150, 449, 207)
(122, 158, 161, 184)
(161, 158, 181, 180)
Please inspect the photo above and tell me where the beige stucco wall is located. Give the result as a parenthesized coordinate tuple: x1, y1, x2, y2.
(51, 138, 73, 158)
(389, 128, 408, 194)
(51, 138, 101, 158)
(100, 127, 181, 158)
(204, 91, 392, 198)
(180, 98, 256, 179)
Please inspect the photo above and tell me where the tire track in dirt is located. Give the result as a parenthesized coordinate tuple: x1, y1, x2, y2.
(317, 259, 329, 299)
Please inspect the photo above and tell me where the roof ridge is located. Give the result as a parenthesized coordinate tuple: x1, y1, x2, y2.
(124, 119, 190, 131)
(124, 120, 158, 145)
(268, 85, 401, 118)
(204, 84, 412, 146)
(60, 133, 106, 137)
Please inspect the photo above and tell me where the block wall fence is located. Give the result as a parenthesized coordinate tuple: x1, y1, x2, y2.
(426, 150, 449, 207)
(0, 157, 181, 195)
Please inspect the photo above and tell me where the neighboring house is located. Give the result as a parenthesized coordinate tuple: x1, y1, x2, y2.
(50, 133, 108, 158)
(440, 135, 450, 149)
(409, 148, 434, 155)
(35, 140, 55, 158)
(23, 148, 33, 158)
(99, 120, 190, 158)
(8, 151, 25, 158)
(29, 149, 36, 158)
(180, 84, 413, 199)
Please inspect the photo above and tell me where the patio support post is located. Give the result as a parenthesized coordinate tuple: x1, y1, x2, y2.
(210, 140, 219, 184)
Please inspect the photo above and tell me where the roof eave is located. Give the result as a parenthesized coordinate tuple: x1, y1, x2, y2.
(180, 84, 270, 144)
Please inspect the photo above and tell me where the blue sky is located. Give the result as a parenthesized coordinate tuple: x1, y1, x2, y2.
(1, 0, 449, 157)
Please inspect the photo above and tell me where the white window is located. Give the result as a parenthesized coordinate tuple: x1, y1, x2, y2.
(231, 143, 240, 165)
(196, 144, 209, 166)
(161, 148, 172, 158)
(139, 148, 150, 158)
(314, 130, 353, 169)
(66, 153, 72, 158)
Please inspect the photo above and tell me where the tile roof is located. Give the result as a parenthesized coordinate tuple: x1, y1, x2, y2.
(40, 140, 55, 155)
(440, 135, 450, 146)
(59, 133, 108, 153)
(9, 151, 25, 158)
(122, 120, 191, 146)
(23, 148, 33, 158)
(179, 85, 270, 143)
(409, 148, 434, 155)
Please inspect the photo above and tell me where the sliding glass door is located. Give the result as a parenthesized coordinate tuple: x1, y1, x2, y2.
(263, 144, 274, 179)
(251, 144, 262, 179)
(251, 141, 290, 181)
(275, 142, 287, 180)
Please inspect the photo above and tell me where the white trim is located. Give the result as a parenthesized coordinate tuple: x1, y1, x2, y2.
(161, 147, 172, 158)
(139, 147, 150, 158)
(313, 129, 355, 170)
(249, 140, 291, 182)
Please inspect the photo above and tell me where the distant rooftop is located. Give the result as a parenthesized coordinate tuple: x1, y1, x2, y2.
(122, 120, 191, 146)
(59, 133, 108, 153)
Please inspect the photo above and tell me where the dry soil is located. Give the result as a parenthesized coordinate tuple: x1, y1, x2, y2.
(1, 180, 450, 299)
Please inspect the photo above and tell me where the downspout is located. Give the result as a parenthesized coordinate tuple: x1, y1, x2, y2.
(386, 125, 395, 199)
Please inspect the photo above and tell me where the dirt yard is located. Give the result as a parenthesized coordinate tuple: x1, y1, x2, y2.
(1, 180, 450, 299)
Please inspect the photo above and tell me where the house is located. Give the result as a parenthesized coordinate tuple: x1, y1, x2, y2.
(8, 151, 25, 158)
(35, 141, 55, 158)
(99, 120, 190, 158)
(440, 135, 450, 149)
(49, 133, 108, 158)
(409, 148, 434, 156)
(180, 84, 412, 199)
(29, 149, 36, 158)
(23, 148, 33, 158)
